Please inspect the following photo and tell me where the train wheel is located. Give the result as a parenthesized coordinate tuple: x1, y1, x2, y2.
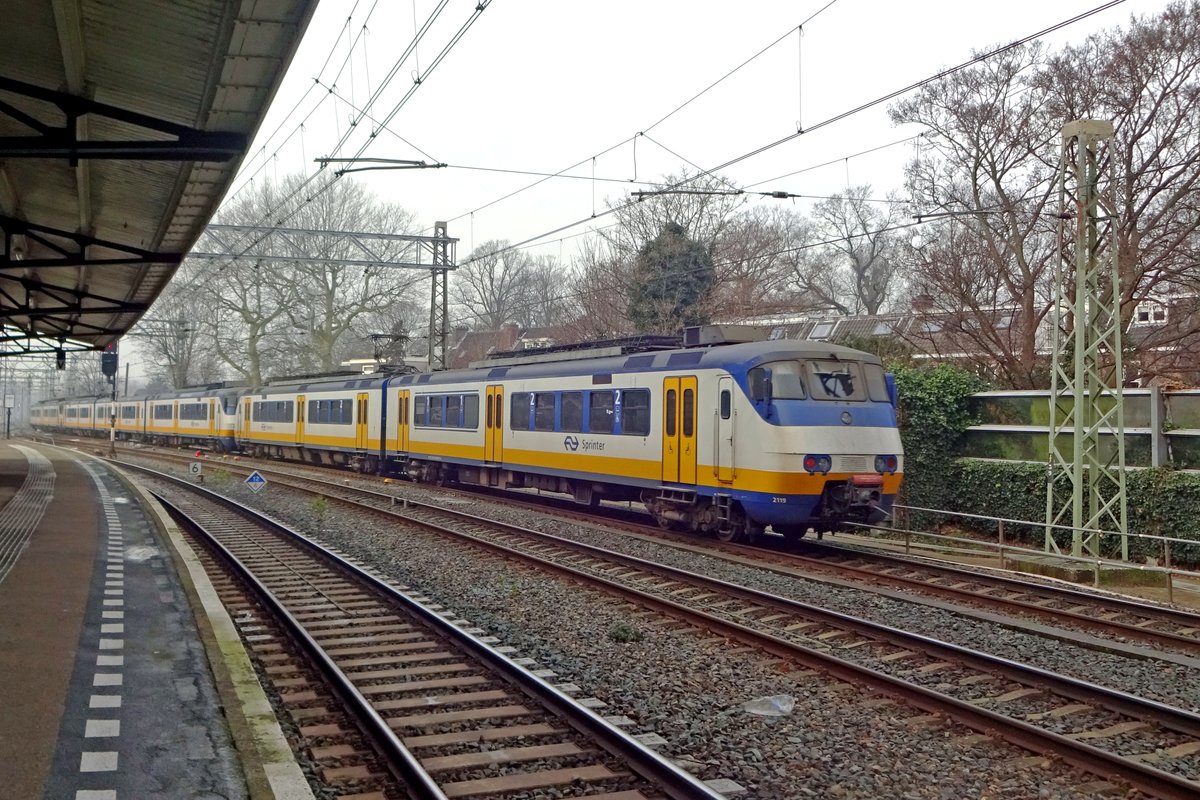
(715, 507, 755, 544)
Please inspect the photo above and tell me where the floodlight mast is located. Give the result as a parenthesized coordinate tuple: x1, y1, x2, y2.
(1045, 119, 1128, 560)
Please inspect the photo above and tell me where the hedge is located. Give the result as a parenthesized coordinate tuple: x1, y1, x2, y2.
(947, 460, 1200, 567)
(888, 363, 1200, 568)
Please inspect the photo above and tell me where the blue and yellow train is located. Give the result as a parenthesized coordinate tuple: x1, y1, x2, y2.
(33, 327, 903, 542)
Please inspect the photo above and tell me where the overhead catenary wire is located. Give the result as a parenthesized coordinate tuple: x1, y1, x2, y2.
(440, 1, 844, 237)
(454, 0, 1127, 269)
(208, 1, 490, 275)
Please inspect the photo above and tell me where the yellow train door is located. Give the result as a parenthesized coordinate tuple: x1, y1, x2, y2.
(663, 377, 680, 483)
(208, 399, 216, 437)
(356, 393, 369, 449)
(484, 385, 503, 462)
(396, 389, 410, 452)
(680, 376, 697, 484)
(296, 395, 306, 445)
(662, 376, 697, 484)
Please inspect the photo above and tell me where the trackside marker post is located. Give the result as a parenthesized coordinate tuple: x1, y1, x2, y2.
(245, 471, 267, 493)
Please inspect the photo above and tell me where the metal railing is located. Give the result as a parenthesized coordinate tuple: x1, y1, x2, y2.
(850, 504, 1200, 603)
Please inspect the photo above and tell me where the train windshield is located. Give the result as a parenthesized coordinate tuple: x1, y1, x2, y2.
(808, 360, 865, 401)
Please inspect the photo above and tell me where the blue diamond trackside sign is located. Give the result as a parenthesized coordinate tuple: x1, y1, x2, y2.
(245, 471, 268, 493)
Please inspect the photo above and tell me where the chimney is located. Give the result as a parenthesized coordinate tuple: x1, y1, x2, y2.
(500, 322, 520, 350)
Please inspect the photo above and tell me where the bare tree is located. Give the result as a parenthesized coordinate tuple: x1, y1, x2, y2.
(181, 173, 420, 381)
(564, 238, 638, 340)
(891, 42, 1068, 387)
(522, 256, 575, 328)
(277, 175, 421, 372)
(568, 169, 748, 335)
(891, 3, 1200, 387)
(452, 240, 536, 330)
(711, 206, 809, 320)
(132, 265, 221, 389)
(1037, 2, 1200, 382)
(811, 186, 908, 315)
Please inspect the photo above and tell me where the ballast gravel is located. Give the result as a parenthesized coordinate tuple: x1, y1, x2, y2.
(136, 462, 1141, 800)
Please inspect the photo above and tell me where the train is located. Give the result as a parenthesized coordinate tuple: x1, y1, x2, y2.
(32, 326, 904, 543)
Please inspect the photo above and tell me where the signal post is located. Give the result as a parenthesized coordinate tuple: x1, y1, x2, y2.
(102, 343, 118, 456)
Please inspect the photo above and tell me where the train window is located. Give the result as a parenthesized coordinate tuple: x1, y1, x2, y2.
(155, 404, 173, 420)
(429, 396, 444, 426)
(808, 361, 865, 401)
(81, 408, 90, 418)
(588, 391, 614, 433)
(511, 393, 531, 430)
(756, 361, 807, 400)
(484, 395, 493, 428)
(720, 390, 732, 419)
(180, 403, 207, 420)
(561, 392, 583, 432)
(447, 395, 462, 427)
(683, 388, 694, 437)
(864, 364, 890, 402)
(414, 395, 427, 425)
(534, 393, 556, 431)
(464, 395, 480, 429)
(665, 389, 677, 436)
(622, 389, 651, 436)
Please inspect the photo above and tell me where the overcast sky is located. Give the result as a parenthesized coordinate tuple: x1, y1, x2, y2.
(223, 0, 1172, 263)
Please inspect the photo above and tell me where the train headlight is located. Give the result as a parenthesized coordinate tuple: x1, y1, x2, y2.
(803, 454, 832, 474)
(874, 454, 898, 474)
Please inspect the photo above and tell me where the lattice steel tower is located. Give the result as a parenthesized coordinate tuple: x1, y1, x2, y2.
(428, 221, 451, 371)
(1045, 120, 1128, 559)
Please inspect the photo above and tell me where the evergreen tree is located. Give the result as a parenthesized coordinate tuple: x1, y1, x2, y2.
(626, 222, 715, 334)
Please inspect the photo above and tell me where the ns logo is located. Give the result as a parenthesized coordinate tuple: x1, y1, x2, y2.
(563, 435, 579, 452)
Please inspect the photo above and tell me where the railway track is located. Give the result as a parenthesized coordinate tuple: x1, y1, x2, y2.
(104, 450, 1200, 799)
(92, 441, 1200, 660)
(135, 464, 724, 800)
(785, 540, 1200, 655)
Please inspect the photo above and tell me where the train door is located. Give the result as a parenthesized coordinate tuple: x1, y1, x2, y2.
(355, 393, 369, 449)
(242, 399, 251, 439)
(662, 376, 697, 484)
(396, 389, 410, 452)
(484, 385, 503, 463)
(208, 399, 216, 437)
(716, 376, 734, 483)
(296, 395, 306, 445)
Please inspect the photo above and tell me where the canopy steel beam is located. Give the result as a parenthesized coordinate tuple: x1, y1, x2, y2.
(1045, 119, 1128, 560)
(0, 214, 183, 268)
(0, 76, 246, 163)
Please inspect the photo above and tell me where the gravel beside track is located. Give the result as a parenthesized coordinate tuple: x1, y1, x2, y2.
(125, 460, 1124, 800)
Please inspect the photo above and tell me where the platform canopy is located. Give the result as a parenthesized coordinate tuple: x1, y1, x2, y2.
(0, 0, 317, 356)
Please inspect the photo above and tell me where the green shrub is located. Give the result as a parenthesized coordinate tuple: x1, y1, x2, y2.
(948, 459, 1200, 567)
(607, 621, 644, 643)
(890, 363, 988, 524)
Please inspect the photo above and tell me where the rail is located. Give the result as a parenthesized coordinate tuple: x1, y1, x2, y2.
(855, 504, 1200, 602)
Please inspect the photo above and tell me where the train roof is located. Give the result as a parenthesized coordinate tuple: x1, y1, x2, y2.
(390, 338, 883, 388)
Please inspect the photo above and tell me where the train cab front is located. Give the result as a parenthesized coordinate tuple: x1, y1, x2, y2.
(801, 453, 900, 530)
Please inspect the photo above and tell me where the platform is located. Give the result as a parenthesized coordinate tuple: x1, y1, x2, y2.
(0, 442, 307, 799)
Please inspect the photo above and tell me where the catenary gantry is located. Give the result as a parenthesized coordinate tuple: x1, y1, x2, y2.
(0, 0, 318, 356)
